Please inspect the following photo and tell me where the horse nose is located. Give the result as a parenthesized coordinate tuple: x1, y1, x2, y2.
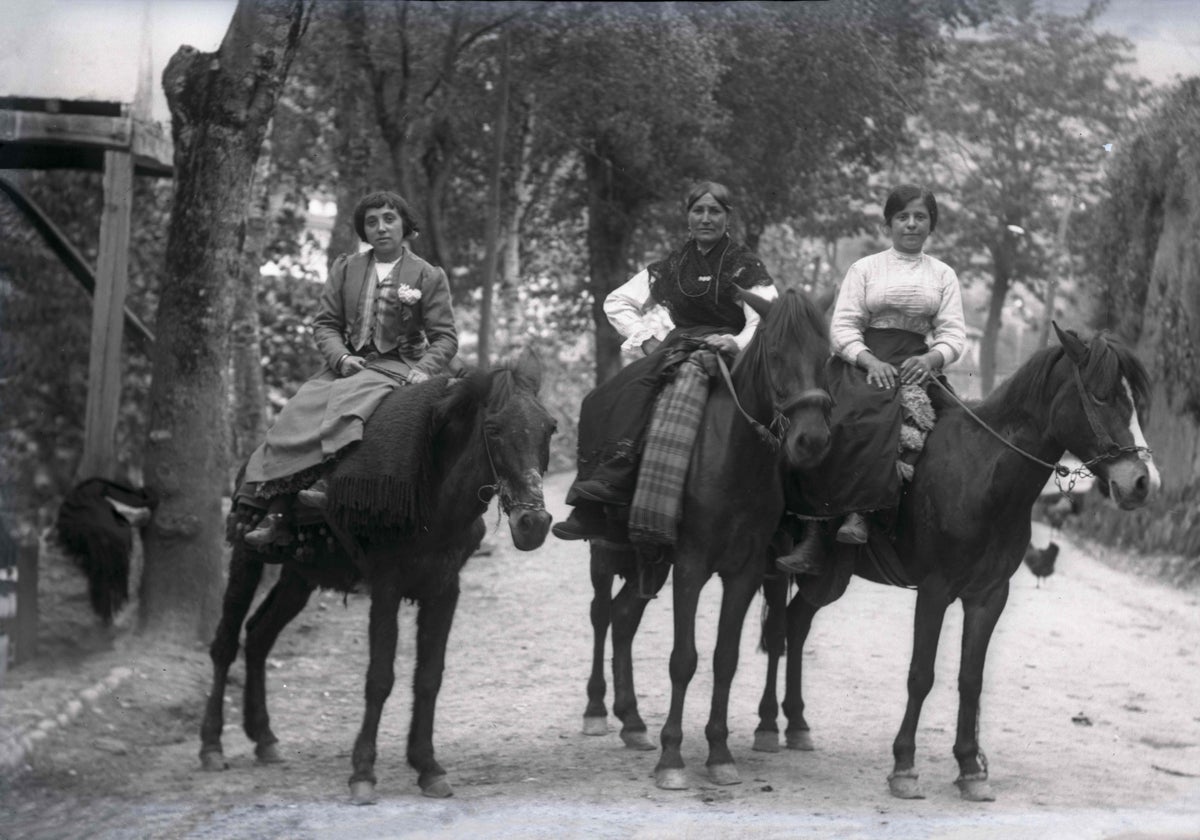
(509, 508, 551, 550)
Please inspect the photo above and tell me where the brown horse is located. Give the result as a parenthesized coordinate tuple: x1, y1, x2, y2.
(755, 324, 1160, 800)
(579, 289, 833, 789)
(199, 351, 555, 803)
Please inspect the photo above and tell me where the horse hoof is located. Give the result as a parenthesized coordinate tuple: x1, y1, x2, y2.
(421, 775, 454, 799)
(255, 743, 283, 764)
(708, 763, 742, 786)
(752, 731, 780, 753)
(888, 770, 924, 799)
(956, 773, 996, 802)
(620, 730, 656, 751)
(582, 716, 608, 736)
(350, 780, 377, 805)
(655, 768, 689, 790)
(199, 750, 227, 771)
(786, 730, 814, 751)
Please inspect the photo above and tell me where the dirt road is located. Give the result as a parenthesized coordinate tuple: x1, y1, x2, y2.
(2, 471, 1199, 839)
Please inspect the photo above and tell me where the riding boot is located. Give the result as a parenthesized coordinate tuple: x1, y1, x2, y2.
(244, 496, 295, 548)
(551, 502, 607, 541)
(776, 522, 826, 575)
(836, 511, 869, 545)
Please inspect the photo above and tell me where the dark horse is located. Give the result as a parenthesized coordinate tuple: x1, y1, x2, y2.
(755, 324, 1160, 800)
(580, 289, 833, 789)
(199, 351, 555, 803)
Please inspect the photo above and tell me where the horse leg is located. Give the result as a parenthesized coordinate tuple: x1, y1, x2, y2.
(349, 565, 403, 805)
(782, 591, 819, 751)
(753, 572, 789, 753)
(407, 584, 460, 799)
(705, 569, 761, 785)
(889, 582, 952, 799)
(654, 562, 706, 790)
(953, 581, 1009, 802)
(199, 547, 265, 770)
(241, 565, 314, 765)
(611, 561, 670, 751)
(582, 552, 614, 736)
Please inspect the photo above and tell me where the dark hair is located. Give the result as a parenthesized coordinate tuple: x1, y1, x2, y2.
(353, 191, 420, 241)
(685, 181, 734, 213)
(883, 184, 938, 232)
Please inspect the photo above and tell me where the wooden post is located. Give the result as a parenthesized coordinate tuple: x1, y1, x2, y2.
(15, 541, 38, 665)
(78, 149, 134, 481)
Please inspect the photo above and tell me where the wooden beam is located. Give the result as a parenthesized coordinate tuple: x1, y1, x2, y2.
(0, 175, 154, 349)
(0, 109, 132, 151)
(78, 150, 134, 481)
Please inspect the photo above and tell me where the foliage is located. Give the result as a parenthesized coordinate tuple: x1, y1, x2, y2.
(901, 0, 1143, 393)
(1088, 79, 1200, 420)
(0, 171, 169, 531)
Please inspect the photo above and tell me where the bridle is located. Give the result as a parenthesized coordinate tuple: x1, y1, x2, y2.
(929, 362, 1153, 493)
(477, 415, 548, 517)
(714, 352, 831, 451)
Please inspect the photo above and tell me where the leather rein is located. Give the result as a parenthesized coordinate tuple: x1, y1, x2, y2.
(714, 353, 832, 451)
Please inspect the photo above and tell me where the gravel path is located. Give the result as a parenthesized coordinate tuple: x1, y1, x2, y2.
(2, 471, 1199, 839)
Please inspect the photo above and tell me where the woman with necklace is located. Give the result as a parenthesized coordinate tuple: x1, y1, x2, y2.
(777, 183, 966, 574)
(554, 181, 776, 542)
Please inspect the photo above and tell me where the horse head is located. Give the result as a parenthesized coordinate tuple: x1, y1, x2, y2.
(1051, 323, 1160, 509)
(738, 289, 833, 469)
(482, 348, 556, 549)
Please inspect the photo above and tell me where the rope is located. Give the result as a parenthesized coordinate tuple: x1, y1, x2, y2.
(928, 377, 1150, 495)
(714, 354, 780, 450)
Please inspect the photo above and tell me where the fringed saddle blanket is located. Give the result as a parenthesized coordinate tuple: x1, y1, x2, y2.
(628, 350, 717, 549)
(324, 378, 449, 541)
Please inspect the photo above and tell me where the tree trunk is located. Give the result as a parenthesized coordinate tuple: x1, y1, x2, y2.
(981, 239, 1014, 396)
(584, 151, 642, 385)
(329, 3, 373, 266)
(229, 142, 272, 473)
(478, 30, 511, 369)
(142, 0, 311, 643)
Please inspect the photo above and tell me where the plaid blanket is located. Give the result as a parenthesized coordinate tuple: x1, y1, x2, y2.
(629, 351, 715, 548)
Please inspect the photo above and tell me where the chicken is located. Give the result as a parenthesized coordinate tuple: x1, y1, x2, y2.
(1042, 494, 1077, 531)
(1023, 541, 1059, 588)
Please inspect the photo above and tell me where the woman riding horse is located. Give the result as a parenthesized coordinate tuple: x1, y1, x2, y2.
(778, 183, 966, 574)
(552, 180, 777, 542)
(243, 190, 459, 547)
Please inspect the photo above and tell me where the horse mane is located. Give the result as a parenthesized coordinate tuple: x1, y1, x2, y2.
(733, 289, 830, 381)
(982, 331, 1152, 426)
(432, 350, 544, 430)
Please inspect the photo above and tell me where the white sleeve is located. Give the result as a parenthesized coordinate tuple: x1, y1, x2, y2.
(829, 264, 869, 363)
(732, 284, 779, 350)
(605, 269, 671, 356)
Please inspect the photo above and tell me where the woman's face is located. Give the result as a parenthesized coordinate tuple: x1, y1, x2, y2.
(887, 197, 932, 255)
(688, 193, 729, 248)
(364, 205, 406, 261)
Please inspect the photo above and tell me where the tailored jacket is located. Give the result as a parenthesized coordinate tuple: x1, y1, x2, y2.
(313, 245, 459, 379)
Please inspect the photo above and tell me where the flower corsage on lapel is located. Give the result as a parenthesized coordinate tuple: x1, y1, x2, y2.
(390, 283, 423, 322)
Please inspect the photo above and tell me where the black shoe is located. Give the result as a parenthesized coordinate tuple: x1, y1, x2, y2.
(297, 479, 328, 509)
(776, 526, 825, 575)
(551, 506, 606, 542)
(244, 513, 294, 548)
(570, 480, 628, 505)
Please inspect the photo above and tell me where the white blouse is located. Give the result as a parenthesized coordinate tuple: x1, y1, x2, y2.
(829, 248, 966, 366)
(603, 268, 779, 360)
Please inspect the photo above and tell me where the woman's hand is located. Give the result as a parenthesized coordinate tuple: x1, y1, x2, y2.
(859, 352, 898, 390)
(340, 356, 367, 377)
(407, 369, 430, 385)
(899, 351, 940, 386)
(641, 337, 662, 356)
(704, 334, 739, 355)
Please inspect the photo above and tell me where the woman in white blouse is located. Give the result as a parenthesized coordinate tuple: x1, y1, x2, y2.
(552, 181, 778, 541)
(778, 184, 966, 573)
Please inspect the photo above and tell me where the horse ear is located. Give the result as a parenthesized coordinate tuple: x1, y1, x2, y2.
(1053, 321, 1088, 364)
(513, 347, 543, 394)
(738, 286, 774, 320)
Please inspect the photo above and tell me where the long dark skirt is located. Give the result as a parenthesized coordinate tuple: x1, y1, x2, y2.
(567, 326, 724, 508)
(787, 328, 946, 518)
